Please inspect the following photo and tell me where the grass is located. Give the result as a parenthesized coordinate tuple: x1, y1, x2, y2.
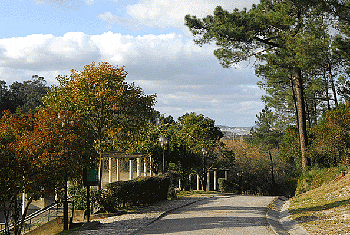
(295, 166, 347, 194)
(289, 167, 350, 234)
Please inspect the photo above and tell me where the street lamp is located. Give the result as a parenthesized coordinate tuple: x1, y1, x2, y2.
(202, 148, 208, 191)
(237, 171, 243, 194)
(58, 112, 72, 231)
(159, 136, 168, 173)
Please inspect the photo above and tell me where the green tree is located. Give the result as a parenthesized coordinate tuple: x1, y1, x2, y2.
(177, 112, 223, 190)
(251, 107, 283, 150)
(185, 0, 340, 170)
(308, 103, 350, 167)
(0, 76, 48, 115)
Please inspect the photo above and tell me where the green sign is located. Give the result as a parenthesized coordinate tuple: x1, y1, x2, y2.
(83, 167, 99, 186)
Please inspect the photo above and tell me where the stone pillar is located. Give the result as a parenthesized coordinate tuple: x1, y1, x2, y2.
(22, 193, 25, 215)
(197, 174, 200, 191)
(129, 159, 133, 180)
(137, 157, 141, 177)
(207, 172, 210, 191)
(225, 170, 228, 180)
(108, 157, 112, 183)
(214, 170, 217, 191)
(143, 157, 147, 177)
(149, 157, 153, 176)
(116, 158, 120, 181)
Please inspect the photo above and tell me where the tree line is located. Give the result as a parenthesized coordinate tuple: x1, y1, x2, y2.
(0, 62, 229, 235)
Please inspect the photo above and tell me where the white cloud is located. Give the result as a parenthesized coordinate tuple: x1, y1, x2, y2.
(0, 31, 263, 126)
(85, 0, 94, 5)
(100, 0, 259, 30)
(0, 32, 100, 71)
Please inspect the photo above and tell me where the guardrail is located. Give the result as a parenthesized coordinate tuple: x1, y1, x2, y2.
(0, 198, 74, 235)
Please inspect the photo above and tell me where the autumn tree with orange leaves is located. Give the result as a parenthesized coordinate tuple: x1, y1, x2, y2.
(42, 62, 156, 188)
(43, 62, 156, 152)
(0, 108, 96, 235)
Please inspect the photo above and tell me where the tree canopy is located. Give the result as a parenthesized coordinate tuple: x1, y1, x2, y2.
(185, 0, 350, 170)
(43, 62, 156, 153)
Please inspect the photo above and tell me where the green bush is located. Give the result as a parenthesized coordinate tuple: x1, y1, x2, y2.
(68, 172, 178, 213)
(68, 183, 100, 211)
(99, 172, 177, 212)
(218, 178, 227, 192)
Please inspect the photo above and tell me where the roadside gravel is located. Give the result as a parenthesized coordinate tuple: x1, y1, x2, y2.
(69, 194, 211, 235)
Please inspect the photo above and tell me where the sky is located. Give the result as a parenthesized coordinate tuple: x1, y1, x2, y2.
(0, 0, 264, 127)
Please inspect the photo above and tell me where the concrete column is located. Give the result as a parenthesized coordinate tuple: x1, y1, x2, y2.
(22, 193, 25, 215)
(129, 159, 133, 180)
(108, 157, 112, 183)
(225, 170, 228, 180)
(197, 174, 200, 190)
(149, 157, 153, 176)
(137, 157, 141, 177)
(207, 172, 210, 191)
(116, 158, 120, 181)
(143, 157, 147, 177)
(214, 170, 217, 191)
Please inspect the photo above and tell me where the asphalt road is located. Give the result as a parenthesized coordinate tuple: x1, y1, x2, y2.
(137, 195, 276, 235)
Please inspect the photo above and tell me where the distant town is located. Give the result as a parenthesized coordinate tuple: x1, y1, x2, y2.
(217, 125, 252, 138)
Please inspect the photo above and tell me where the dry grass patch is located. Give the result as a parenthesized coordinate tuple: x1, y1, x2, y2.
(289, 173, 350, 234)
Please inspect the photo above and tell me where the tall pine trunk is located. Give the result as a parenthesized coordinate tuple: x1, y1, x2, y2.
(294, 68, 309, 171)
(328, 62, 338, 107)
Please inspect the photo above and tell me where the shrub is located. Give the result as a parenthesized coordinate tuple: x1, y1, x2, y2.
(99, 172, 177, 212)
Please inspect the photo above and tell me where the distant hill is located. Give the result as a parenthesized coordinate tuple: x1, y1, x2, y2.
(217, 125, 252, 138)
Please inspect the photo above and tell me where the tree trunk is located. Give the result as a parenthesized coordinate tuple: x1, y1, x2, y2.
(323, 67, 331, 110)
(294, 68, 309, 171)
(328, 62, 338, 107)
(290, 78, 299, 126)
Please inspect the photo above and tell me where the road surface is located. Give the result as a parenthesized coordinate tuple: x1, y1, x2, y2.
(137, 195, 276, 235)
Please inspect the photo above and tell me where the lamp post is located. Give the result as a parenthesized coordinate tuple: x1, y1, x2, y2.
(202, 148, 208, 191)
(58, 112, 72, 231)
(159, 136, 168, 173)
(237, 171, 243, 194)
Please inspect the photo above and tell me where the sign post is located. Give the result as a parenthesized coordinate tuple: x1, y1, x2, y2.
(83, 167, 99, 222)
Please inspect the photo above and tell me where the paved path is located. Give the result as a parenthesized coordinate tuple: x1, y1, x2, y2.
(137, 195, 276, 235)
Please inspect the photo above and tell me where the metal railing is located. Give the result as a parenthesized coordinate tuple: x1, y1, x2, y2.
(0, 198, 74, 235)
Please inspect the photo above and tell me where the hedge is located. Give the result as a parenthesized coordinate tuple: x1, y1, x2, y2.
(98, 172, 178, 212)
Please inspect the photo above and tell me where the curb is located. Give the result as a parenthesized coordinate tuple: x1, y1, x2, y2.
(266, 196, 290, 235)
(266, 197, 309, 235)
(279, 200, 309, 235)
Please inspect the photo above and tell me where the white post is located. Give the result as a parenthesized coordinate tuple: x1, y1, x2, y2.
(149, 157, 153, 176)
(22, 193, 25, 215)
(207, 172, 210, 191)
(116, 158, 120, 181)
(197, 174, 200, 190)
(214, 170, 217, 191)
(143, 157, 147, 177)
(137, 157, 141, 177)
(225, 170, 228, 180)
(178, 178, 181, 190)
(108, 157, 112, 183)
(129, 159, 133, 180)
